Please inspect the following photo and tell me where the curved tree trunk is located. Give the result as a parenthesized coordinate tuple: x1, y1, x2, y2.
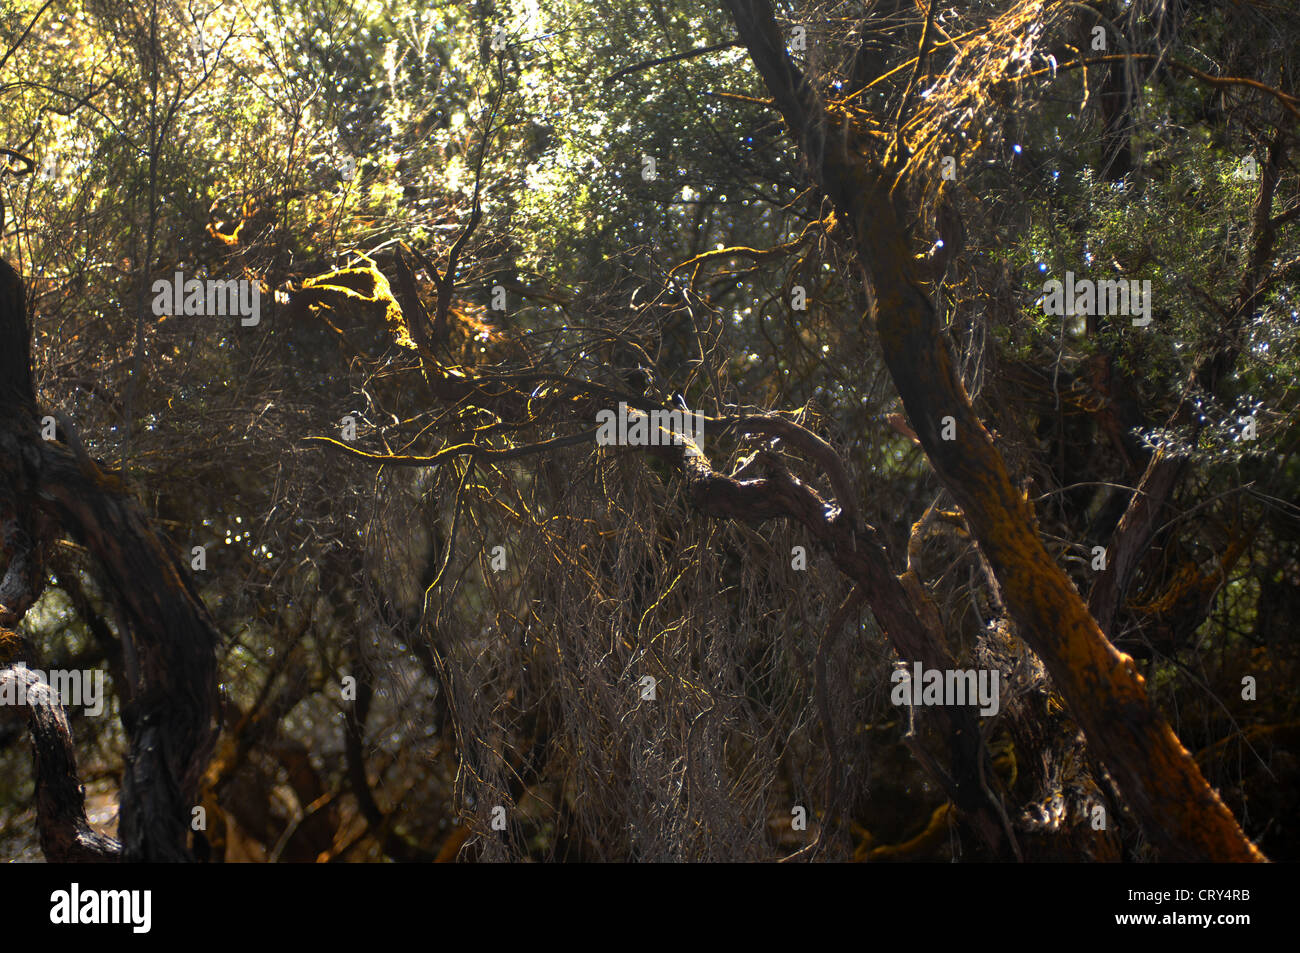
(0, 663, 121, 861)
(723, 0, 1264, 862)
(0, 254, 220, 862)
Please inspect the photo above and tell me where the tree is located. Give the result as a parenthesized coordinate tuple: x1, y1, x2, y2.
(720, 0, 1267, 863)
(2, 0, 1295, 863)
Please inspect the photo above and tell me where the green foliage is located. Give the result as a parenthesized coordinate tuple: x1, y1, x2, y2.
(2, 0, 1297, 863)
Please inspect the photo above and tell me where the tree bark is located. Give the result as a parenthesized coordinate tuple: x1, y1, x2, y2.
(723, 0, 1264, 862)
(0, 662, 121, 861)
(0, 254, 220, 861)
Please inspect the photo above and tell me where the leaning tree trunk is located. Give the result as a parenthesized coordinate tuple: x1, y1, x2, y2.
(0, 254, 220, 861)
(723, 0, 1264, 862)
(0, 665, 121, 861)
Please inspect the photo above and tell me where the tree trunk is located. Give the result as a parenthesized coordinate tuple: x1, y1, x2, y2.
(0, 254, 220, 862)
(723, 0, 1264, 862)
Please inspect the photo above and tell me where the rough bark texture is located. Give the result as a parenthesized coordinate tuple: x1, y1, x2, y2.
(0, 253, 220, 861)
(0, 663, 121, 861)
(723, 0, 1264, 862)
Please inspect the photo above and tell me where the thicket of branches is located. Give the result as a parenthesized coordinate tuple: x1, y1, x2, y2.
(1, 0, 1297, 862)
